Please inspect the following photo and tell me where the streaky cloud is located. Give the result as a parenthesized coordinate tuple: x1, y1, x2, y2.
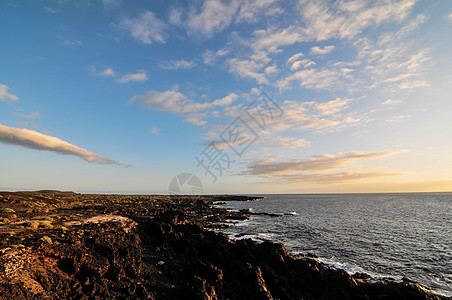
(0, 123, 128, 167)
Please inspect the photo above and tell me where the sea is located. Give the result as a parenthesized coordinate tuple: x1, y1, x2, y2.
(215, 193, 452, 297)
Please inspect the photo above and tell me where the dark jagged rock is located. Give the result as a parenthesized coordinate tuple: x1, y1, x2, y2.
(0, 192, 448, 300)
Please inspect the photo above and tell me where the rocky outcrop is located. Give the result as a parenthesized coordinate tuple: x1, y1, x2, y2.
(0, 192, 448, 299)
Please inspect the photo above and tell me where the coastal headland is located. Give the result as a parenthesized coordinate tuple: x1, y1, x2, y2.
(0, 191, 447, 299)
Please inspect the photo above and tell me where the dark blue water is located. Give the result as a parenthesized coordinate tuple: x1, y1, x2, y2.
(217, 193, 452, 296)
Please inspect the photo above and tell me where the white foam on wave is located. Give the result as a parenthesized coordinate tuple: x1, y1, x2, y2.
(296, 254, 452, 297)
(314, 256, 380, 277)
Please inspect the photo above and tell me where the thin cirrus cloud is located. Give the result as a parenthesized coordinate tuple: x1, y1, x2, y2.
(310, 45, 335, 55)
(159, 59, 196, 70)
(117, 72, 148, 83)
(130, 90, 238, 126)
(236, 0, 420, 91)
(119, 10, 166, 44)
(0, 84, 19, 101)
(185, 0, 277, 37)
(202, 48, 230, 65)
(269, 97, 358, 132)
(274, 171, 401, 184)
(13, 111, 40, 119)
(241, 151, 404, 183)
(101, 68, 115, 76)
(0, 123, 127, 166)
(88, 66, 146, 83)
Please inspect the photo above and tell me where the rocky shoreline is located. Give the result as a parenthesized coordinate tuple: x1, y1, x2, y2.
(0, 191, 448, 299)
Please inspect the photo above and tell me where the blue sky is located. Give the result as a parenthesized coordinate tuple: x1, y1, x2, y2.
(1, 0, 451, 193)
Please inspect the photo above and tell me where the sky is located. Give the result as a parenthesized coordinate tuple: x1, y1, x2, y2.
(1, 0, 452, 194)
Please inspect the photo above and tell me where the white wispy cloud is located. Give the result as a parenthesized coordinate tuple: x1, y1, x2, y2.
(0, 84, 19, 101)
(310, 45, 335, 55)
(238, 0, 419, 91)
(447, 12, 452, 21)
(274, 12, 428, 92)
(354, 14, 430, 90)
(382, 99, 403, 105)
(117, 72, 148, 83)
(13, 111, 40, 119)
(274, 171, 400, 183)
(288, 52, 304, 63)
(290, 59, 316, 71)
(260, 136, 310, 148)
(102, 0, 121, 7)
(241, 150, 403, 182)
(277, 66, 355, 91)
(57, 34, 83, 47)
(299, 0, 417, 41)
(186, 0, 239, 37)
(228, 58, 268, 84)
(130, 90, 239, 125)
(202, 48, 230, 65)
(235, 0, 278, 23)
(385, 115, 411, 123)
(119, 10, 166, 44)
(269, 97, 359, 132)
(101, 68, 115, 76)
(0, 123, 127, 166)
(149, 126, 160, 135)
(159, 59, 196, 70)
(185, 0, 277, 37)
(44, 7, 58, 14)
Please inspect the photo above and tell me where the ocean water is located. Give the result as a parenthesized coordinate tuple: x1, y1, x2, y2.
(216, 193, 452, 296)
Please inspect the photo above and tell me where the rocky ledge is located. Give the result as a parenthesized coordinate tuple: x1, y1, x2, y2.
(0, 192, 448, 299)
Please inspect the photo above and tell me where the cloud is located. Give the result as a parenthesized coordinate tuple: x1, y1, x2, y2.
(269, 97, 359, 132)
(354, 19, 430, 91)
(274, 12, 429, 93)
(290, 59, 316, 71)
(241, 150, 403, 182)
(57, 34, 83, 47)
(0, 123, 126, 166)
(385, 115, 410, 123)
(228, 58, 268, 84)
(276, 66, 355, 91)
(260, 136, 310, 148)
(169, 8, 183, 26)
(274, 171, 401, 183)
(310, 45, 335, 55)
(252, 26, 306, 56)
(264, 64, 277, 75)
(202, 48, 230, 65)
(88, 66, 116, 77)
(382, 99, 403, 105)
(0, 84, 19, 101)
(149, 126, 160, 135)
(117, 72, 148, 83)
(447, 12, 452, 21)
(102, 0, 121, 7)
(243, 0, 418, 82)
(101, 68, 115, 76)
(299, 0, 417, 41)
(187, 0, 240, 37)
(44, 7, 58, 14)
(14, 111, 40, 119)
(288, 52, 304, 63)
(119, 11, 166, 44)
(159, 59, 196, 70)
(235, 0, 278, 23)
(130, 90, 238, 125)
(185, 0, 277, 37)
